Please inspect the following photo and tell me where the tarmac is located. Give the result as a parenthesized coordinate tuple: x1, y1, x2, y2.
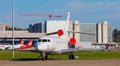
(0, 59, 120, 66)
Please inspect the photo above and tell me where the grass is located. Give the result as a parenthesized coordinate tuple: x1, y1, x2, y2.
(0, 50, 120, 60)
(75, 51, 120, 59)
(0, 50, 40, 60)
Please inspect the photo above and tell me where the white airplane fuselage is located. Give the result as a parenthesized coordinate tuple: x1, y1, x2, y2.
(36, 36, 68, 54)
(35, 36, 105, 55)
(0, 44, 23, 50)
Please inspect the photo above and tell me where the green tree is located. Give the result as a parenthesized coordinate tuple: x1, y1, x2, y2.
(113, 29, 120, 42)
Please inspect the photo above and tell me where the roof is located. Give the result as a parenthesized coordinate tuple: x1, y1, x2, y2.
(0, 31, 45, 38)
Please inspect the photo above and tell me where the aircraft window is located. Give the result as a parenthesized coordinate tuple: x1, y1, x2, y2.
(38, 39, 50, 42)
(42, 39, 48, 42)
(48, 39, 50, 42)
(38, 39, 41, 42)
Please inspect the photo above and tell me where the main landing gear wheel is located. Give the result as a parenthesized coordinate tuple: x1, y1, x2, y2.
(42, 52, 48, 60)
(69, 53, 75, 60)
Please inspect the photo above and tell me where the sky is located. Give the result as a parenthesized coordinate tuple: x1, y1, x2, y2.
(0, 0, 120, 29)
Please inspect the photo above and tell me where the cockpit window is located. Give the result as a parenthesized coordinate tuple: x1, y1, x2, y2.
(38, 39, 51, 42)
(42, 39, 47, 42)
(38, 39, 41, 42)
(48, 39, 50, 42)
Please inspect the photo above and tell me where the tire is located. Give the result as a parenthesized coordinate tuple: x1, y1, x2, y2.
(69, 53, 75, 60)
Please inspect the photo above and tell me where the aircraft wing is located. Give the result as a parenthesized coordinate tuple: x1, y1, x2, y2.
(61, 48, 104, 53)
(45, 30, 95, 35)
(68, 31, 95, 35)
(45, 32, 57, 35)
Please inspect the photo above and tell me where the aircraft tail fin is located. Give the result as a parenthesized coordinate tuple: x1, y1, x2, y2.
(19, 39, 25, 45)
(23, 40, 33, 48)
(18, 40, 33, 49)
(61, 12, 70, 38)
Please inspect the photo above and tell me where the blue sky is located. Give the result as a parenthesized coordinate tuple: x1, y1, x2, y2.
(0, 0, 120, 29)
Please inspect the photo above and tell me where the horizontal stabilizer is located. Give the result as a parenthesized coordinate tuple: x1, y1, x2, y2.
(68, 31, 95, 35)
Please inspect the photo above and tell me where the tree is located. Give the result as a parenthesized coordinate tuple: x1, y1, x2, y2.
(113, 29, 120, 42)
(7, 27, 27, 31)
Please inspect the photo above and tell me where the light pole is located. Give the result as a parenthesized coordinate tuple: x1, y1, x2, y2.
(12, 0, 15, 59)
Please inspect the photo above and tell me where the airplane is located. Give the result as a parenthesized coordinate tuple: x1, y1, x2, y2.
(0, 39, 33, 50)
(33, 12, 105, 60)
(0, 39, 24, 50)
(17, 39, 33, 49)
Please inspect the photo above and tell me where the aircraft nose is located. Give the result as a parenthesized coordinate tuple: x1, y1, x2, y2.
(38, 44, 48, 51)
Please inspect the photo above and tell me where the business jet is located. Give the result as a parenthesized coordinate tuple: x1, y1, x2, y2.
(33, 12, 105, 60)
(0, 39, 24, 50)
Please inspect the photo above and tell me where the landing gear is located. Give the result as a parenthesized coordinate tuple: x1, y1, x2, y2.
(69, 52, 75, 60)
(42, 52, 48, 60)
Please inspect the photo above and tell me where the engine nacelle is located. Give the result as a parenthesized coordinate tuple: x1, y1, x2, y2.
(69, 37, 76, 46)
(57, 29, 63, 37)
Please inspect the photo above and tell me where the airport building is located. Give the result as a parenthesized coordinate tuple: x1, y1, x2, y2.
(80, 21, 112, 43)
(0, 23, 8, 31)
(96, 21, 112, 43)
(0, 30, 45, 45)
(79, 23, 96, 42)
(28, 20, 113, 43)
(29, 22, 46, 33)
